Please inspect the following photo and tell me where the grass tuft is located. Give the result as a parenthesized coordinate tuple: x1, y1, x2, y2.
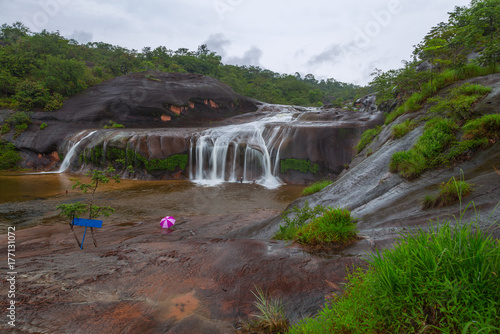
(391, 119, 418, 139)
(355, 126, 382, 153)
(422, 176, 472, 210)
(249, 285, 288, 333)
(295, 207, 358, 246)
(301, 180, 333, 196)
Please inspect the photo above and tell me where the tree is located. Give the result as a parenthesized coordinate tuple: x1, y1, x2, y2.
(57, 167, 120, 248)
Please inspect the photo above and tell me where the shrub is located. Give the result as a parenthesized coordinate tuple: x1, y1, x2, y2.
(391, 119, 418, 139)
(39, 122, 48, 130)
(301, 180, 333, 196)
(422, 176, 472, 210)
(0, 140, 22, 169)
(274, 202, 327, 241)
(289, 220, 500, 333)
(355, 126, 382, 153)
(295, 207, 358, 246)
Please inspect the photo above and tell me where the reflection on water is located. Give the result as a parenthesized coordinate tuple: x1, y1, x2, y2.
(0, 171, 304, 233)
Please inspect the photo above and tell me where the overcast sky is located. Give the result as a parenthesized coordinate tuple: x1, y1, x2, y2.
(1, 0, 472, 85)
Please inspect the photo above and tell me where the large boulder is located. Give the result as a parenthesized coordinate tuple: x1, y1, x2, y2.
(13, 71, 260, 155)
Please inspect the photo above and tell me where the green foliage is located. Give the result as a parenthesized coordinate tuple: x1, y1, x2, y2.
(280, 159, 319, 174)
(301, 180, 333, 196)
(390, 118, 458, 179)
(39, 122, 48, 130)
(462, 113, 500, 142)
(274, 202, 327, 241)
(0, 22, 361, 109)
(289, 219, 500, 333)
(145, 154, 188, 172)
(355, 126, 382, 153)
(0, 140, 21, 169)
(295, 207, 357, 246)
(391, 119, 418, 139)
(1, 123, 10, 134)
(103, 120, 125, 129)
(429, 83, 491, 120)
(423, 176, 473, 209)
(249, 285, 288, 333)
(57, 166, 120, 221)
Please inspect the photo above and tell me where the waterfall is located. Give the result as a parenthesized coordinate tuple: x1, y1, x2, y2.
(190, 112, 294, 189)
(58, 130, 97, 173)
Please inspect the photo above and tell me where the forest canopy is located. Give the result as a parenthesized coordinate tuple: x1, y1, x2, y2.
(0, 22, 360, 111)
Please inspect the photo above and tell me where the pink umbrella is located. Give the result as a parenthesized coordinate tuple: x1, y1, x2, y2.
(160, 216, 176, 228)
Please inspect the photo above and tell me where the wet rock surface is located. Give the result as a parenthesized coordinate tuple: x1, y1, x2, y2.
(0, 212, 365, 333)
(248, 74, 500, 250)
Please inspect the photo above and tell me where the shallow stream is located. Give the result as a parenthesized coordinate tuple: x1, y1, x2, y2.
(0, 171, 304, 233)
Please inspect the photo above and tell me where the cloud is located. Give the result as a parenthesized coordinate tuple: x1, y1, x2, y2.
(204, 33, 230, 57)
(205, 33, 262, 67)
(68, 30, 93, 44)
(227, 46, 262, 67)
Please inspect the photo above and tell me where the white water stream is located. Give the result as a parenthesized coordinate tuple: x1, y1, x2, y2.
(189, 112, 295, 189)
(57, 130, 97, 173)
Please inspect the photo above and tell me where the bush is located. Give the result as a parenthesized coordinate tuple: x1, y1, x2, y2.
(0, 141, 22, 169)
(295, 207, 358, 246)
(40, 122, 48, 130)
(422, 176, 472, 210)
(289, 220, 500, 333)
(301, 180, 333, 196)
(391, 119, 418, 139)
(274, 202, 327, 241)
(355, 126, 382, 153)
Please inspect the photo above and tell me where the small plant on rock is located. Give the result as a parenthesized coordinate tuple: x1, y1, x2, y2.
(301, 180, 333, 196)
(295, 207, 358, 246)
(57, 166, 120, 248)
(422, 175, 472, 210)
(274, 202, 327, 240)
(249, 285, 288, 333)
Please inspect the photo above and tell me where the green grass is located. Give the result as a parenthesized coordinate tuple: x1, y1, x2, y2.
(249, 285, 288, 333)
(274, 202, 327, 241)
(422, 176, 473, 210)
(384, 64, 493, 125)
(295, 207, 358, 246)
(288, 218, 500, 333)
(428, 83, 491, 121)
(462, 113, 500, 142)
(390, 118, 458, 179)
(301, 180, 333, 196)
(355, 126, 382, 153)
(103, 120, 125, 129)
(391, 119, 418, 139)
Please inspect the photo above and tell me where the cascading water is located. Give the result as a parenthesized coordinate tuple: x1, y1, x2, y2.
(190, 112, 294, 189)
(58, 130, 97, 172)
